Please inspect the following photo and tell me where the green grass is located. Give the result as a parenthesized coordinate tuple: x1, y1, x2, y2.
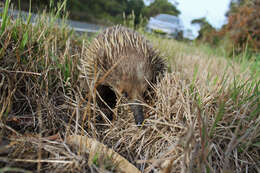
(0, 0, 10, 35)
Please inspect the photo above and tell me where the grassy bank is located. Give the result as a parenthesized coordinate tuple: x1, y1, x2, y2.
(0, 7, 259, 173)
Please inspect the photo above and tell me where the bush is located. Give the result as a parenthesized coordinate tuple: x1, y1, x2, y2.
(221, 0, 260, 55)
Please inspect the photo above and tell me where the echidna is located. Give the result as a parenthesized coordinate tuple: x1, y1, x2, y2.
(80, 25, 166, 125)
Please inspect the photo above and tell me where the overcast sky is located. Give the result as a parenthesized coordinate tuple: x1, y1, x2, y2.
(144, 0, 231, 38)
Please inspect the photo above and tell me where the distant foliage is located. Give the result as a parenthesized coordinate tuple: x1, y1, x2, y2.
(9, 0, 179, 26)
(10, 0, 144, 25)
(125, 0, 145, 25)
(142, 0, 180, 17)
(193, 0, 260, 56)
(221, 0, 260, 54)
(64, 0, 129, 24)
(191, 17, 219, 45)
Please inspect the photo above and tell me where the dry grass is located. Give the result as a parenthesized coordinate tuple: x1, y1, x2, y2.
(0, 9, 259, 173)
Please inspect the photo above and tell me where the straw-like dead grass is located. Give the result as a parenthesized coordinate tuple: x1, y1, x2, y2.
(0, 11, 259, 173)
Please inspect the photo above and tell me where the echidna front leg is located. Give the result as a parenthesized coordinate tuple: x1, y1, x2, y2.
(129, 100, 144, 125)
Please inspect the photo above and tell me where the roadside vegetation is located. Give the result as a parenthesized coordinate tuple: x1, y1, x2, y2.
(8, 0, 179, 26)
(192, 0, 260, 59)
(0, 1, 259, 173)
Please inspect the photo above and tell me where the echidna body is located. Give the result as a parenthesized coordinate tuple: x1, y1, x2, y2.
(81, 25, 166, 125)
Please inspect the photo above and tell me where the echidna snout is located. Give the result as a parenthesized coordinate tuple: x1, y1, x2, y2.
(129, 100, 144, 125)
(117, 81, 147, 125)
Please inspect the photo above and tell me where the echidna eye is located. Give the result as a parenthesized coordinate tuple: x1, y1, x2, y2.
(122, 92, 128, 98)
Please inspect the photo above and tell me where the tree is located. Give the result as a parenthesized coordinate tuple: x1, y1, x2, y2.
(142, 0, 180, 18)
(191, 17, 218, 45)
(225, 0, 247, 16)
(125, 0, 145, 25)
(67, 0, 128, 24)
(10, 0, 148, 25)
(221, 0, 260, 54)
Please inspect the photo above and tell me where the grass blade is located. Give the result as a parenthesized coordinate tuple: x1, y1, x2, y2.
(0, 0, 11, 35)
(209, 101, 225, 137)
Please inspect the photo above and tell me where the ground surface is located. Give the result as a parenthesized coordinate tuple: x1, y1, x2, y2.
(0, 13, 259, 173)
